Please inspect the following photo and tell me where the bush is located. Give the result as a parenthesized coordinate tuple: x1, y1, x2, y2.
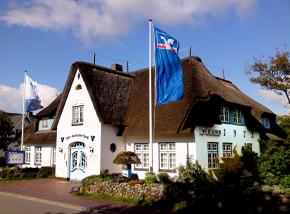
(144, 172, 158, 184)
(214, 149, 244, 185)
(177, 159, 211, 192)
(0, 167, 39, 179)
(280, 175, 290, 189)
(37, 166, 55, 178)
(99, 169, 111, 180)
(258, 144, 289, 185)
(157, 172, 170, 184)
(241, 145, 259, 177)
(0, 156, 6, 167)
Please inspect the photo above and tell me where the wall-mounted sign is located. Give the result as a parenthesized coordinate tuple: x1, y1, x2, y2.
(199, 128, 221, 136)
(60, 134, 95, 142)
(6, 150, 25, 165)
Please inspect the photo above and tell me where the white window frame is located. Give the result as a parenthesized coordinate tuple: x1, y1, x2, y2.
(233, 108, 242, 124)
(42, 117, 48, 129)
(159, 142, 176, 171)
(25, 146, 31, 164)
(219, 106, 229, 122)
(35, 146, 42, 165)
(52, 147, 56, 165)
(208, 142, 218, 168)
(134, 144, 149, 170)
(72, 105, 84, 125)
(222, 143, 232, 158)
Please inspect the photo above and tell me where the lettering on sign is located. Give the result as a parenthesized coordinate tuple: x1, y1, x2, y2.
(60, 134, 91, 142)
(199, 128, 221, 136)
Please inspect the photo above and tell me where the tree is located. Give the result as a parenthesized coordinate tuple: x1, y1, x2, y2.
(246, 48, 290, 104)
(0, 110, 15, 150)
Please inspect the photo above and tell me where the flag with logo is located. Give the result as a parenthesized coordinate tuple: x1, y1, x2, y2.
(25, 73, 42, 112)
(154, 27, 183, 105)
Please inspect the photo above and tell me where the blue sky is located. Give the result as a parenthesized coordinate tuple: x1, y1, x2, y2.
(0, 0, 289, 114)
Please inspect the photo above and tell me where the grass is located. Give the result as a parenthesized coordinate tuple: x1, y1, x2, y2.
(74, 192, 156, 206)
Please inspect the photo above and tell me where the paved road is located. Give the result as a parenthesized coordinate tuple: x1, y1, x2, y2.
(0, 192, 84, 214)
(0, 179, 165, 214)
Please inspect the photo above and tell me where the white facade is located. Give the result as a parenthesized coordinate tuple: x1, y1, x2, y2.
(23, 145, 56, 168)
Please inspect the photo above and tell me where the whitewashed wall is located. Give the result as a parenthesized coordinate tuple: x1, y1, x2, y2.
(194, 124, 260, 171)
(56, 69, 101, 179)
(23, 145, 54, 168)
(100, 124, 125, 173)
(125, 135, 195, 179)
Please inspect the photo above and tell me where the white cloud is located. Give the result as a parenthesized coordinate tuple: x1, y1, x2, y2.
(256, 89, 290, 114)
(0, 83, 59, 114)
(0, 0, 256, 43)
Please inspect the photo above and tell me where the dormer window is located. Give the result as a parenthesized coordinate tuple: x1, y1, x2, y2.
(233, 108, 242, 124)
(220, 106, 229, 122)
(261, 116, 270, 129)
(72, 105, 84, 125)
(75, 84, 82, 90)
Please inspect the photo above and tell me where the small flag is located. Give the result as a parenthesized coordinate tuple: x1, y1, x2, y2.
(154, 27, 183, 105)
(25, 73, 42, 112)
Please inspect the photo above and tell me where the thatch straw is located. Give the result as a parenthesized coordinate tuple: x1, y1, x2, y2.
(113, 151, 141, 165)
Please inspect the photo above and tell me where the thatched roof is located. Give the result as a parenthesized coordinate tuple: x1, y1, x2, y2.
(50, 56, 284, 139)
(24, 130, 56, 146)
(52, 62, 133, 130)
(37, 94, 62, 117)
(123, 56, 281, 137)
(113, 151, 141, 165)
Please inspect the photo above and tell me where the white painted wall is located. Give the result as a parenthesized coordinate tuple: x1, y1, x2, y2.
(194, 124, 260, 171)
(125, 135, 195, 179)
(100, 124, 125, 173)
(56, 69, 101, 179)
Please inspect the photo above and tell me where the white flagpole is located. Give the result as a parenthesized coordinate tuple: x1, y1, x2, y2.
(20, 71, 26, 151)
(148, 19, 153, 172)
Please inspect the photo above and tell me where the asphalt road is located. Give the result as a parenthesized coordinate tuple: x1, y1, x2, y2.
(0, 192, 86, 214)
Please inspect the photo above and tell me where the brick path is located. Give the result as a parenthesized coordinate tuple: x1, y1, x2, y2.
(0, 179, 165, 214)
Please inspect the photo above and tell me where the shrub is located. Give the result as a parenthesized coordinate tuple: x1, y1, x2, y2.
(157, 172, 170, 184)
(214, 149, 244, 185)
(0, 156, 6, 167)
(280, 175, 290, 189)
(177, 159, 211, 192)
(241, 145, 259, 177)
(144, 172, 158, 184)
(37, 166, 55, 178)
(99, 169, 111, 180)
(258, 145, 289, 185)
(22, 167, 39, 178)
(0, 167, 39, 179)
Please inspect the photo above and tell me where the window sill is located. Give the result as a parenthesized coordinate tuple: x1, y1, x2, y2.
(158, 169, 176, 173)
(134, 168, 149, 171)
(72, 123, 83, 126)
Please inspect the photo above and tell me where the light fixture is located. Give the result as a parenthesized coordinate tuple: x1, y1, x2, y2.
(59, 147, 63, 153)
(89, 147, 94, 154)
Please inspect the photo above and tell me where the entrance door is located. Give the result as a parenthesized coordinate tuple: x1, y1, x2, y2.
(70, 142, 87, 181)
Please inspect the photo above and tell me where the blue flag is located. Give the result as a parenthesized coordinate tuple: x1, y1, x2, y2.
(154, 27, 183, 105)
(25, 73, 42, 112)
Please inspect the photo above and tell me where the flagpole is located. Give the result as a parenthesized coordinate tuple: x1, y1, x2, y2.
(148, 19, 153, 172)
(21, 71, 26, 151)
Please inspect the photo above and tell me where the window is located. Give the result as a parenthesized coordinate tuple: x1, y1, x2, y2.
(75, 84, 82, 90)
(134, 144, 149, 169)
(72, 105, 84, 125)
(261, 116, 270, 129)
(220, 106, 229, 122)
(25, 146, 31, 164)
(159, 143, 176, 171)
(222, 143, 232, 157)
(35, 146, 42, 165)
(233, 108, 242, 124)
(208, 142, 218, 168)
(42, 117, 48, 129)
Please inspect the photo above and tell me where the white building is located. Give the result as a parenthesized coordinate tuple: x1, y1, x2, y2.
(24, 56, 285, 181)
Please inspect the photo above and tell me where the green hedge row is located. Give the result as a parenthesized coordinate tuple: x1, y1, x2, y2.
(0, 166, 55, 179)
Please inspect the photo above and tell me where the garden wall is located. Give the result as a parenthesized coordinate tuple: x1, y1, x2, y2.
(82, 180, 166, 201)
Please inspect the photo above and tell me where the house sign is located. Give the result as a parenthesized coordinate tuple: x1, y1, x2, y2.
(199, 128, 221, 136)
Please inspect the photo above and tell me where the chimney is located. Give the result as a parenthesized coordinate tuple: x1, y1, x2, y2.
(111, 64, 123, 72)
